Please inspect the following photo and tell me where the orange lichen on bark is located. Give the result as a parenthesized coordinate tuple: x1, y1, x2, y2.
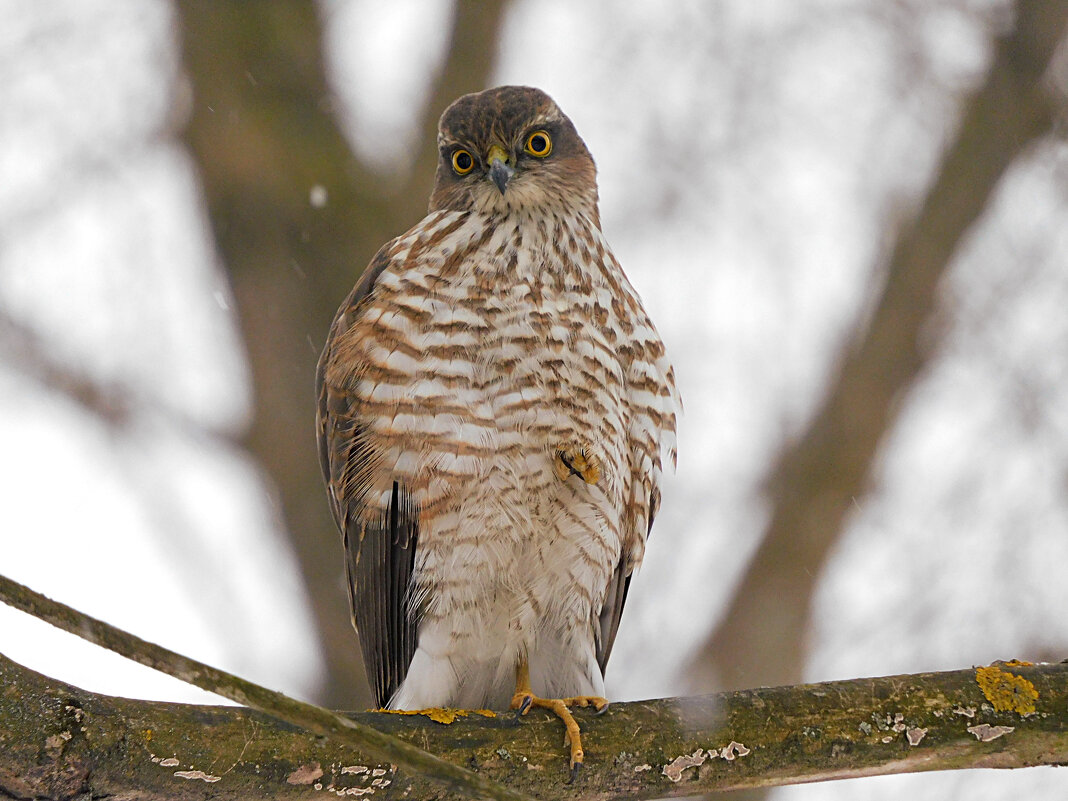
(975, 665, 1038, 716)
(377, 707, 497, 724)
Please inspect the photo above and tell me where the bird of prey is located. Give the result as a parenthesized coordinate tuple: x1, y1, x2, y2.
(317, 85, 678, 772)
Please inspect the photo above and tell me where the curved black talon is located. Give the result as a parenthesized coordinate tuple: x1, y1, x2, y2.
(557, 452, 583, 479)
(567, 762, 582, 784)
(515, 694, 533, 716)
(595, 700, 610, 716)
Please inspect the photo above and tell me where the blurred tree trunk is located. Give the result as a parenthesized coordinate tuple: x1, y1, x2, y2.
(688, 1, 1068, 797)
(174, 0, 510, 707)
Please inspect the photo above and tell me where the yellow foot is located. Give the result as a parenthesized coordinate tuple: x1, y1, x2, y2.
(510, 689, 609, 771)
(553, 442, 601, 485)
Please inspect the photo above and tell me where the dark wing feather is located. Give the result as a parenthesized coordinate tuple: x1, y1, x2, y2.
(595, 559, 631, 675)
(595, 485, 661, 674)
(342, 480, 419, 708)
(316, 241, 421, 708)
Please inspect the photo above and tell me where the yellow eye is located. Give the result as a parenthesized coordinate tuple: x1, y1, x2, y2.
(525, 130, 552, 158)
(451, 149, 475, 175)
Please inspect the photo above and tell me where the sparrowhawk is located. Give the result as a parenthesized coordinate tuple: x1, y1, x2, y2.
(316, 85, 679, 771)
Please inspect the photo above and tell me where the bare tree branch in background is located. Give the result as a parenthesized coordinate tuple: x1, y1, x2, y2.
(0, 309, 133, 427)
(689, 0, 1068, 766)
(174, 0, 511, 707)
(0, 307, 239, 442)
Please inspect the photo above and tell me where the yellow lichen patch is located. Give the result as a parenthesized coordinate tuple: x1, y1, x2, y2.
(1003, 659, 1033, 667)
(377, 707, 497, 724)
(975, 665, 1038, 716)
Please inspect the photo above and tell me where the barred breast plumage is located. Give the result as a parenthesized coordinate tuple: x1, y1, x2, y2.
(317, 86, 678, 762)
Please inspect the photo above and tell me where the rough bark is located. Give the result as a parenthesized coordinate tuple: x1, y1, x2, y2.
(0, 574, 533, 801)
(174, 0, 511, 708)
(3, 653, 1066, 801)
(5, 576, 1066, 799)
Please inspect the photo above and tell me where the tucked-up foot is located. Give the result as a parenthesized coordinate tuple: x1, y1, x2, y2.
(553, 442, 602, 485)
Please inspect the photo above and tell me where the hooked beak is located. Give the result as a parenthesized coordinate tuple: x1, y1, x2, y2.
(486, 143, 514, 195)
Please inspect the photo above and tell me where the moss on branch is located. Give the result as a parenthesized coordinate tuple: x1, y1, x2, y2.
(2, 653, 1067, 801)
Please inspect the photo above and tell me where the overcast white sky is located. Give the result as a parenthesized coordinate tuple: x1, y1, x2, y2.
(2, 1, 1068, 798)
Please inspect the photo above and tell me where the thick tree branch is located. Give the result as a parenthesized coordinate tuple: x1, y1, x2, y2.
(2, 648, 1066, 801)
(0, 575, 533, 801)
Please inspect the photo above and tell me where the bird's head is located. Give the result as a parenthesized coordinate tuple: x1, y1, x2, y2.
(429, 86, 600, 226)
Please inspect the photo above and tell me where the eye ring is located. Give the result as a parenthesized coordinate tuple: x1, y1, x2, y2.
(451, 149, 475, 175)
(524, 130, 552, 158)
